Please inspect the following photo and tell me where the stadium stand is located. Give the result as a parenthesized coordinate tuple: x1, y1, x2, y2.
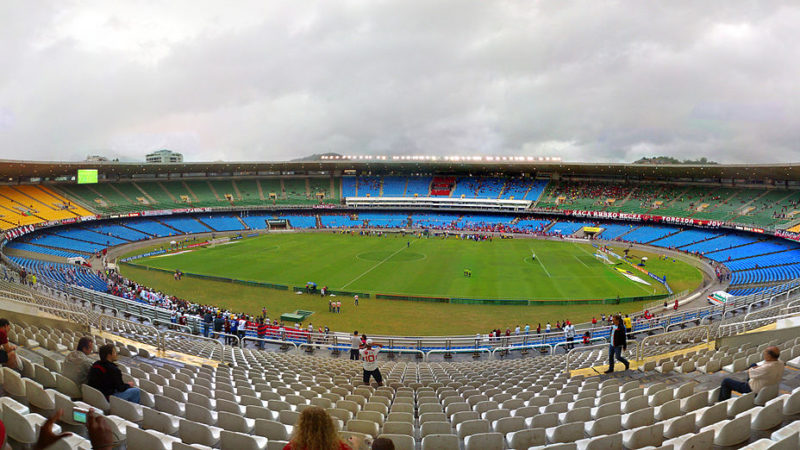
(158, 217, 213, 234)
(359, 212, 408, 228)
(452, 177, 505, 199)
(405, 177, 432, 197)
(619, 225, 676, 244)
(124, 219, 184, 237)
(381, 177, 407, 197)
(548, 221, 594, 236)
(597, 223, 635, 240)
(648, 229, 722, 249)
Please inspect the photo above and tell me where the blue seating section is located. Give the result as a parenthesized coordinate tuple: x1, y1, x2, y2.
(729, 281, 800, 296)
(597, 224, 635, 240)
(359, 213, 407, 228)
(727, 249, 800, 271)
(619, 225, 675, 243)
(52, 228, 128, 246)
(200, 215, 245, 232)
(730, 263, 800, 285)
(549, 221, 594, 236)
(320, 215, 362, 228)
(11, 256, 107, 291)
(501, 179, 548, 200)
(342, 177, 357, 197)
(241, 215, 272, 230)
(280, 215, 317, 229)
(124, 219, 182, 237)
(649, 229, 721, 249)
(681, 234, 758, 255)
(704, 240, 794, 262)
(405, 177, 432, 197)
(84, 224, 150, 241)
(159, 217, 213, 234)
(514, 219, 551, 232)
(356, 176, 381, 197)
(4, 241, 84, 258)
(25, 234, 105, 254)
(452, 177, 504, 199)
(381, 177, 406, 197)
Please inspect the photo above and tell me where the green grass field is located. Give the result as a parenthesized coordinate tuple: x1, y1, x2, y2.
(119, 232, 704, 335)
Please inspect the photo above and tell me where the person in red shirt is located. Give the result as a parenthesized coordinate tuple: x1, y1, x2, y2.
(591, 317, 597, 328)
(283, 407, 353, 450)
(0, 318, 19, 370)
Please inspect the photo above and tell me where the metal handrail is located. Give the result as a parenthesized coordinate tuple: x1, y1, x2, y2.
(209, 331, 240, 347)
(425, 347, 491, 361)
(553, 337, 607, 353)
(637, 325, 710, 361)
(149, 318, 193, 334)
(565, 343, 611, 373)
(0, 294, 92, 329)
(717, 312, 800, 338)
(98, 314, 163, 350)
(162, 329, 226, 361)
(242, 336, 299, 350)
(491, 342, 554, 358)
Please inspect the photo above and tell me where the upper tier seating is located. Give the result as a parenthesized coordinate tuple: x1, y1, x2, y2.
(405, 177, 432, 197)
(381, 177, 407, 197)
(452, 178, 505, 199)
(501, 179, 548, 201)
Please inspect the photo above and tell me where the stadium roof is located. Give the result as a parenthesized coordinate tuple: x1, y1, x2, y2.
(2, 158, 800, 181)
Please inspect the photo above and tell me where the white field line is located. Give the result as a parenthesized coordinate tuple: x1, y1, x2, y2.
(530, 248, 552, 278)
(573, 254, 591, 269)
(340, 246, 407, 289)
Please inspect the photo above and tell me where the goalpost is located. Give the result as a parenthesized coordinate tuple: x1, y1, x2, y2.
(594, 252, 616, 265)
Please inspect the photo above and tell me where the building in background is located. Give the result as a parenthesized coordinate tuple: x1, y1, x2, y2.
(146, 149, 183, 163)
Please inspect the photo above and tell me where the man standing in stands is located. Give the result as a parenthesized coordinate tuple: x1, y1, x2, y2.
(605, 315, 630, 373)
(360, 339, 384, 387)
(718, 346, 784, 401)
(88, 344, 141, 404)
(350, 331, 361, 360)
(564, 321, 576, 350)
(63, 337, 94, 386)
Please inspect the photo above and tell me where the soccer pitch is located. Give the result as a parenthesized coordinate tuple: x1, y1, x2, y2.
(120, 232, 704, 335)
(130, 232, 700, 301)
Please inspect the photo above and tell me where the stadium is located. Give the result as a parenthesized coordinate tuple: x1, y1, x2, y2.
(1, 157, 800, 449)
(3, 2, 800, 449)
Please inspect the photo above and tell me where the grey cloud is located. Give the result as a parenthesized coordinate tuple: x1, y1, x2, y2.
(0, 0, 799, 163)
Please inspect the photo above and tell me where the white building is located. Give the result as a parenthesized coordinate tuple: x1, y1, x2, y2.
(146, 149, 184, 163)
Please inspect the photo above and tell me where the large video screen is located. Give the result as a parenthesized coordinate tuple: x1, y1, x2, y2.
(77, 169, 98, 184)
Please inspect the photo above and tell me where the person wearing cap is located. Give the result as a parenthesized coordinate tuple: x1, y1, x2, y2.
(359, 338, 384, 386)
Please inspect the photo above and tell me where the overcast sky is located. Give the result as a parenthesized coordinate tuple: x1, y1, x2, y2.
(1, 1, 799, 163)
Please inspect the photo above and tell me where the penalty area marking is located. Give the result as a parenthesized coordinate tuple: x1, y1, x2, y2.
(341, 245, 407, 289)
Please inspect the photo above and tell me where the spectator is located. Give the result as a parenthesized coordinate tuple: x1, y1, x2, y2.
(62, 337, 94, 386)
(605, 315, 630, 373)
(283, 406, 352, 450)
(360, 339, 384, 387)
(370, 437, 395, 450)
(350, 331, 360, 360)
(583, 331, 591, 345)
(87, 344, 141, 404)
(0, 318, 19, 371)
(202, 311, 213, 337)
(564, 322, 576, 350)
(718, 346, 784, 401)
